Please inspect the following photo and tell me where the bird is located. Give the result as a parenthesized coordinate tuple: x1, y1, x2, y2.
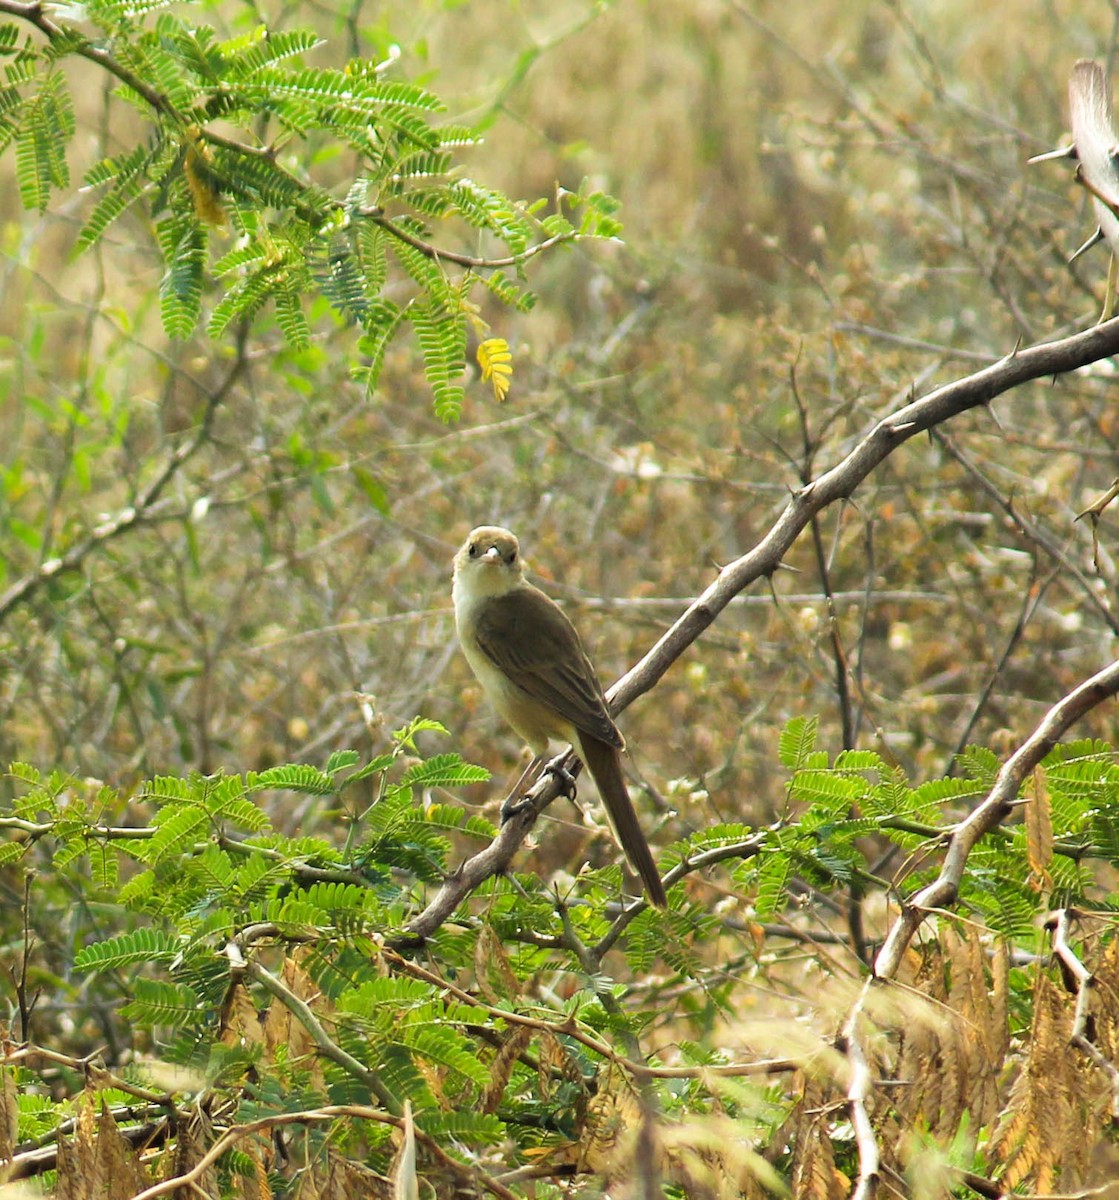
(452, 525, 667, 908)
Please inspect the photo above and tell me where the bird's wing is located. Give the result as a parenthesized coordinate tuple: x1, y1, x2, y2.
(473, 586, 623, 749)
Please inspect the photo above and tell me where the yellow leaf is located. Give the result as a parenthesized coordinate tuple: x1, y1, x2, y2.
(184, 135, 226, 230)
(1025, 766, 1053, 891)
(477, 337, 513, 401)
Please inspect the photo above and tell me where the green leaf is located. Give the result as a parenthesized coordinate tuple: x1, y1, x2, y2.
(0, 841, 28, 866)
(274, 285, 310, 349)
(480, 270, 536, 313)
(326, 750, 360, 773)
(405, 1025, 489, 1087)
(146, 801, 211, 863)
(778, 716, 818, 771)
(413, 1109, 506, 1143)
(155, 214, 205, 338)
(15, 71, 73, 212)
(120, 979, 202, 1026)
(221, 28, 323, 80)
(246, 763, 335, 795)
(314, 233, 370, 325)
(84, 0, 179, 29)
(76, 163, 147, 252)
(789, 768, 861, 813)
(410, 296, 465, 422)
(74, 927, 183, 973)
(351, 300, 404, 393)
(351, 466, 390, 514)
(399, 754, 490, 791)
(754, 845, 791, 919)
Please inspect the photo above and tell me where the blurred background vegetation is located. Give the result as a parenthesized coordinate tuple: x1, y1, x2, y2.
(4, 0, 1119, 1189)
(3, 0, 1115, 831)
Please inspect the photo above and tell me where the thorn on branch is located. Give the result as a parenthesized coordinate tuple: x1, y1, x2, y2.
(1070, 227, 1106, 263)
(1027, 143, 1078, 164)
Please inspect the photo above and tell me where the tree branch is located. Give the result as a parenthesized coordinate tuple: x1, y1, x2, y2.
(367, 211, 581, 270)
(874, 656, 1119, 980)
(125, 1103, 519, 1200)
(408, 318, 1119, 940)
(1048, 908, 1119, 1117)
(609, 317, 1119, 713)
(236, 952, 400, 1113)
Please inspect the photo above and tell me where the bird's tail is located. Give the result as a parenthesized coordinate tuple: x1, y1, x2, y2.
(578, 735, 667, 908)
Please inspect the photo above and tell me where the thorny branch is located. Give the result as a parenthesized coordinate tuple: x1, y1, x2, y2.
(407, 316, 1119, 940)
(609, 319, 1119, 712)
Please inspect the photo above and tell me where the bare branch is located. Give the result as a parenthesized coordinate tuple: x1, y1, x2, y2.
(610, 318, 1119, 713)
(841, 987, 880, 1200)
(1048, 909, 1119, 1117)
(237, 953, 400, 1113)
(875, 656, 1119, 980)
(124, 1103, 519, 1200)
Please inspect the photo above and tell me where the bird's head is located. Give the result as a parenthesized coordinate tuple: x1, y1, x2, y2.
(453, 526, 525, 597)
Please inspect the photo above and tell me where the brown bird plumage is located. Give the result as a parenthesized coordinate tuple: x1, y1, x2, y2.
(452, 526, 666, 908)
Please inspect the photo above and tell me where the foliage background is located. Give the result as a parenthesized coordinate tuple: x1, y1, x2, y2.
(4, 0, 1119, 1195)
(2, 0, 1114, 811)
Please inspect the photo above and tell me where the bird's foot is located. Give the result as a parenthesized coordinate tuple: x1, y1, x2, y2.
(500, 755, 544, 824)
(542, 755, 578, 801)
(500, 793, 533, 823)
(499, 753, 577, 824)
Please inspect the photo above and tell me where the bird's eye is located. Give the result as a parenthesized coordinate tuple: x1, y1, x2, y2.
(468, 543, 478, 558)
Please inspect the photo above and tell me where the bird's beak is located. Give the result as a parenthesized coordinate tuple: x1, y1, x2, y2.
(480, 545, 501, 564)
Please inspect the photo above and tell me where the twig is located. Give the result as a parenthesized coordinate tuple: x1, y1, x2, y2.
(2, 1044, 175, 1108)
(126, 1104, 518, 1200)
(386, 950, 795, 1080)
(946, 551, 1053, 765)
(366, 212, 580, 270)
(592, 836, 766, 957)
(841, 983, 880, 1200)
(0, 329, 247, 624)
(16, 873, 36, 1041)
(1048, 909, 1119, 1117)
(931, 428, 1119, 639)
(237, 954, 400, 1114)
